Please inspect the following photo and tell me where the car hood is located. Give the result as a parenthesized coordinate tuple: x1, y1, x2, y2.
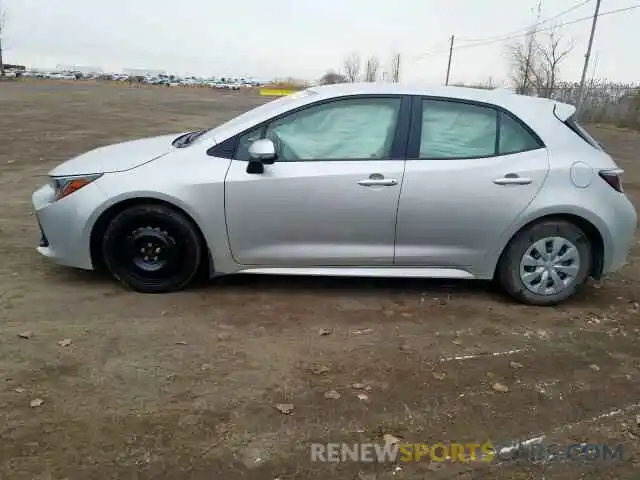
(49, 133, 183, 176)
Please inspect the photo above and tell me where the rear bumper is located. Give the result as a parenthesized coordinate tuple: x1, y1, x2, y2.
(602, 194, 637, 275)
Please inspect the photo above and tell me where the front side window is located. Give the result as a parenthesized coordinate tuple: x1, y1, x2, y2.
(236, 127, 263, 161)
(260, 97, 402, 161)
(420, 100, 498, 159)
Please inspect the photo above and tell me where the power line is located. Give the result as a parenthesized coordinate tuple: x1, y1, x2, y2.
(457, 4, 640, 50)
(413, 0, 590, 58)
(540, 0, 593, 24)
(457, 0, 592, 45)
(460, 4, 640, 50)
(414, 3, 640, 60)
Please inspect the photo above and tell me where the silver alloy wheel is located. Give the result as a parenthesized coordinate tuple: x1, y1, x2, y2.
(519, 236, 581, 295)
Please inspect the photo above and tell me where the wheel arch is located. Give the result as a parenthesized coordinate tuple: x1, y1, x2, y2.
(89, 197, 212, 274)
(493, 213, 606, 280)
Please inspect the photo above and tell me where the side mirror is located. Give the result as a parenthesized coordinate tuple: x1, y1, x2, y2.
(246, 159, 264, 174)
(246, 138, 277, 174)
(248, 139, 276, 164)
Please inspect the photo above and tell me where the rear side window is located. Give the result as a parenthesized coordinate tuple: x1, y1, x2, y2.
(420, 100, 497, 159)
(564, 115, 602, 150)
(419, 99, 543, 160)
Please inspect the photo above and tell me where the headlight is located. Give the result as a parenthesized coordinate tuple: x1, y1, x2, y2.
(51, 173, 103, 201)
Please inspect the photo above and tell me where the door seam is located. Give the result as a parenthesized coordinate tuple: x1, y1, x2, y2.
(392, 95, 414, 265)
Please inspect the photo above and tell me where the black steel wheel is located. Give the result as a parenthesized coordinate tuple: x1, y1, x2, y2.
(102, 204, 203, 293)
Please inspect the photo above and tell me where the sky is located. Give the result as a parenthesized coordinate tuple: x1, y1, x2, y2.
(2, 0, 639, 85)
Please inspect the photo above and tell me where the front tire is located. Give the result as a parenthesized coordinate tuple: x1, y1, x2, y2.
(497, 220, 592, 306)
(102, 204, 202, 293)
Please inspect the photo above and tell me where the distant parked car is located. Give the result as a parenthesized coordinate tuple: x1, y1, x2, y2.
(49, 73, 76, 80)
(32, 84, 637, 305)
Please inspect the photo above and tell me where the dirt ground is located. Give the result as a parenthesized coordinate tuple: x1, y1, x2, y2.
(0, 80, 639, 480)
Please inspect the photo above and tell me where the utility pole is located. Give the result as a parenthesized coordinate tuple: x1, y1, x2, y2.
(0, 36, 4, 77)
(577, 0, 602, 113)
(590, 51, 599, 79)
(445, 35, 454, 86)
(522, 32, 534, 93)
(522, 0, 543, 94)
(0, 2, 5, 77)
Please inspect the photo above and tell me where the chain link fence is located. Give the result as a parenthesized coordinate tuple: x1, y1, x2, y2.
(533, 80, 640, 128)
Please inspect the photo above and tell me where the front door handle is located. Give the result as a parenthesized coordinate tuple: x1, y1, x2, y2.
(493, 176, 533, 186)
(358, 178, 398, 187)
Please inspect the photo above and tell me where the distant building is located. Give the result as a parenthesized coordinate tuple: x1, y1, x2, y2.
(2, 64, 26, 71)
(56, 64, 103, 74)
(122, 68, 167, 77)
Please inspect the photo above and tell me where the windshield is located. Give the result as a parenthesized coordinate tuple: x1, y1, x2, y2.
(204, 89, 317, 136)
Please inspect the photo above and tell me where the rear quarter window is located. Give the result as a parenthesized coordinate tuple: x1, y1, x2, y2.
(499, 112, 544, 155)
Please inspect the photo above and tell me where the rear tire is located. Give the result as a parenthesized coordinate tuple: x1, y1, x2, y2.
(102, 204, 202, 293)
(497, 220, 591, 306)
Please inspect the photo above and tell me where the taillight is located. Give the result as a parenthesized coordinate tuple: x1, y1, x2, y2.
(599, 170, 624, 193)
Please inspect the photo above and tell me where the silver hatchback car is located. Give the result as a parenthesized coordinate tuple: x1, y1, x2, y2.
(32, 83, 637, 305)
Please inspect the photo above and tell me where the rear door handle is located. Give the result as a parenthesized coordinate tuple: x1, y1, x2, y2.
(358, 179, 398, 187)
(493, 176, 533, 186)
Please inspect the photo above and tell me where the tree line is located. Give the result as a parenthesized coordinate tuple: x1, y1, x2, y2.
(319, 52, 401, 85)
(320, 25, 575, 93)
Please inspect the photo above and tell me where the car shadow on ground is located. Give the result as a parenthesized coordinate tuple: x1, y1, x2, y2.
(200, 273, 519, 305)
(50, 264, 607, 308)
(202, 274, 612, 308)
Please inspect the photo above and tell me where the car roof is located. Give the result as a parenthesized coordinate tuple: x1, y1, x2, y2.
(306, 82, 574, 117)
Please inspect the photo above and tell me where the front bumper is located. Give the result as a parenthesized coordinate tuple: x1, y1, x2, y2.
(37, 216, 49, 247)
(32, 181, 107, 270)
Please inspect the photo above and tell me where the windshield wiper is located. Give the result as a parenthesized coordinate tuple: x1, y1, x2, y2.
(173, 130, 205, 148)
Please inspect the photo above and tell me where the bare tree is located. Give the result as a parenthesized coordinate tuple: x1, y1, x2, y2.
(507, 26, 573, 97)
(319, 70, 347, 85)
(343, 53, 361, 83)
(331, 52, 391, 83)
(364, 56, 379, 83)
(0, 1, 5, 77)
(533, 28, 575, 97)
(507, 31, 538, 95)
(390, 53, 401, 83)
